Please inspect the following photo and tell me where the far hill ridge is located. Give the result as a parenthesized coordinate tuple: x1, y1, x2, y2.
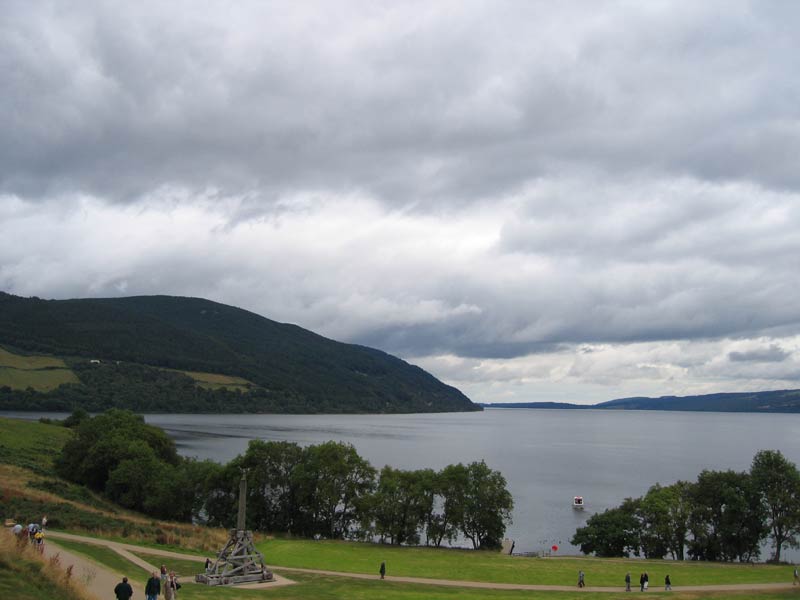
(483, 389, 800, 413)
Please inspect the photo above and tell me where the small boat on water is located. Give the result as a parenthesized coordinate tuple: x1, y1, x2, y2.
(573, 496, 585, 510)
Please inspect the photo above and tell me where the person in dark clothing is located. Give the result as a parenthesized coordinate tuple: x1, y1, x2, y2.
(205, 558, 212, 571)
(379, 561, 386, 579)
(664, 574, 671, 591)
(145, 571, 160, 600)
(114, 576, 134, 600)
(625, 572, 631, 591)
(639, 573, 645, 592)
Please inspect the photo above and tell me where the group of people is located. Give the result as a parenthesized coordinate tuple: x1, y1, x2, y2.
(11, 515, 46, 553)
(115, 564, 180, 600)
(577, 570, 671, 591)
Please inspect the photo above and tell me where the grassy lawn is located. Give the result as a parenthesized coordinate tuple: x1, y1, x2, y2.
(258, 538, 795, 587)
(51, 539, 142, 577)
(34, 540, 800, 600)
(129, 549, 206, 577)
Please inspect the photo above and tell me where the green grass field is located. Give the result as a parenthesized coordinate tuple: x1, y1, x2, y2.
(257, 538, 795, 587)
(52, 539, 139, 577)
(0, 417, 73, 472)
(0, 366, 79, 391)
(0, 347, 67, 369)
(37, 540, 800, 600)
(0, 347, 78, 391)
(129, 549, 205, 577)
(167, 368, 255, 391)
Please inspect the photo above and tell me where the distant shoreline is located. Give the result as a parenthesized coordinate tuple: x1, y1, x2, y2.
(481, 388, 800, 413)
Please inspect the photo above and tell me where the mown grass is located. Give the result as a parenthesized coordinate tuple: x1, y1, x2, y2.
(28, 542, 800, 600)
(257, 538, 795, 587)
(128, 549, 204, 577)
(52, 538, 139, 577)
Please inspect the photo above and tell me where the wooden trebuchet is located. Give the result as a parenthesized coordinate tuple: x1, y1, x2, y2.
(195, 473, 274, 586)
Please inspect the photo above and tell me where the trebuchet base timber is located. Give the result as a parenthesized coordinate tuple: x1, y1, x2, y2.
(195, 473, 274, 586)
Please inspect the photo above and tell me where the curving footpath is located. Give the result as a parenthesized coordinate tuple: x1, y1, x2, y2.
(46, 530, 795, 594)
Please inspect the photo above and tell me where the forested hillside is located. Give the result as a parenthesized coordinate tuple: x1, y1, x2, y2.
(0, 293, 478, 414)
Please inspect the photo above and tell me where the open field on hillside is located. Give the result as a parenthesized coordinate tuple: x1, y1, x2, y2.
(178, 369, 254, 391)
(0, 347, 78, 391)
(0, 417, 73, 472)
(0, 366, 79, 391)
(0, 347, 68, 370)
(257, 538, 794, 587)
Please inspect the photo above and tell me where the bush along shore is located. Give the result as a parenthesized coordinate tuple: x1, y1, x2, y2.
(573, 449, 800, 563)
(52, 409, 514, 550)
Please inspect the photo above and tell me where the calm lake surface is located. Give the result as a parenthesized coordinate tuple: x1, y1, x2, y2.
(7, 408, 800, 556)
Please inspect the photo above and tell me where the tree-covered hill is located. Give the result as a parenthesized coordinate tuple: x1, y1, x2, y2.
(595, 389, 800, 412)
(0, 292, 479, 414)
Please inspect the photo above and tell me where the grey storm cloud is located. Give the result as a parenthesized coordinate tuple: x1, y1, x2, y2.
(729, 345, 791, 363)
(4, 1, 800, 401)
(3, 1, 800, 205)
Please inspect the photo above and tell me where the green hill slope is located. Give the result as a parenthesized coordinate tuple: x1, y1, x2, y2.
(0, 292, 478, 414)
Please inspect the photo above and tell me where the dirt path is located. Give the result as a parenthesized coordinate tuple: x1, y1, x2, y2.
(46, 530, 797, 594)
(43, 540, 143, 600)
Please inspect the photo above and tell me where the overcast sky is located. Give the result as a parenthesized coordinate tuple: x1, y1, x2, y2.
(3, 1, 800, 404)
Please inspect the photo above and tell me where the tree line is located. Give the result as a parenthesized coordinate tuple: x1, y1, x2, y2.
(54, 410, 513, 550)
(572, 450, 800, 562)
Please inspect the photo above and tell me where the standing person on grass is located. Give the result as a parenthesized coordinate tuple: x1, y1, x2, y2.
(145, 571, 161, 600)
(379, 561, 386, 579)
(114, 576, 134, 600)
(625, 572, 631, 592)
(578, 570, 585, 588)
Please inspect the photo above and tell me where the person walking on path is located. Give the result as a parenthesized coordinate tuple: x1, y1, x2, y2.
(665, 574, 671, 591)
(160, 565, 167, 584)
(379, 561, 386, 580)
(114, 576, 134, 600)
(577, 570, 585, 588)
(639, 573, 645, 592)
(643, 571, 649, 591)
(164, 572, 179, 600)
(794, 566, 799, 586)
(145, 571, 161, 600)
(625, 572, 631, 592)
